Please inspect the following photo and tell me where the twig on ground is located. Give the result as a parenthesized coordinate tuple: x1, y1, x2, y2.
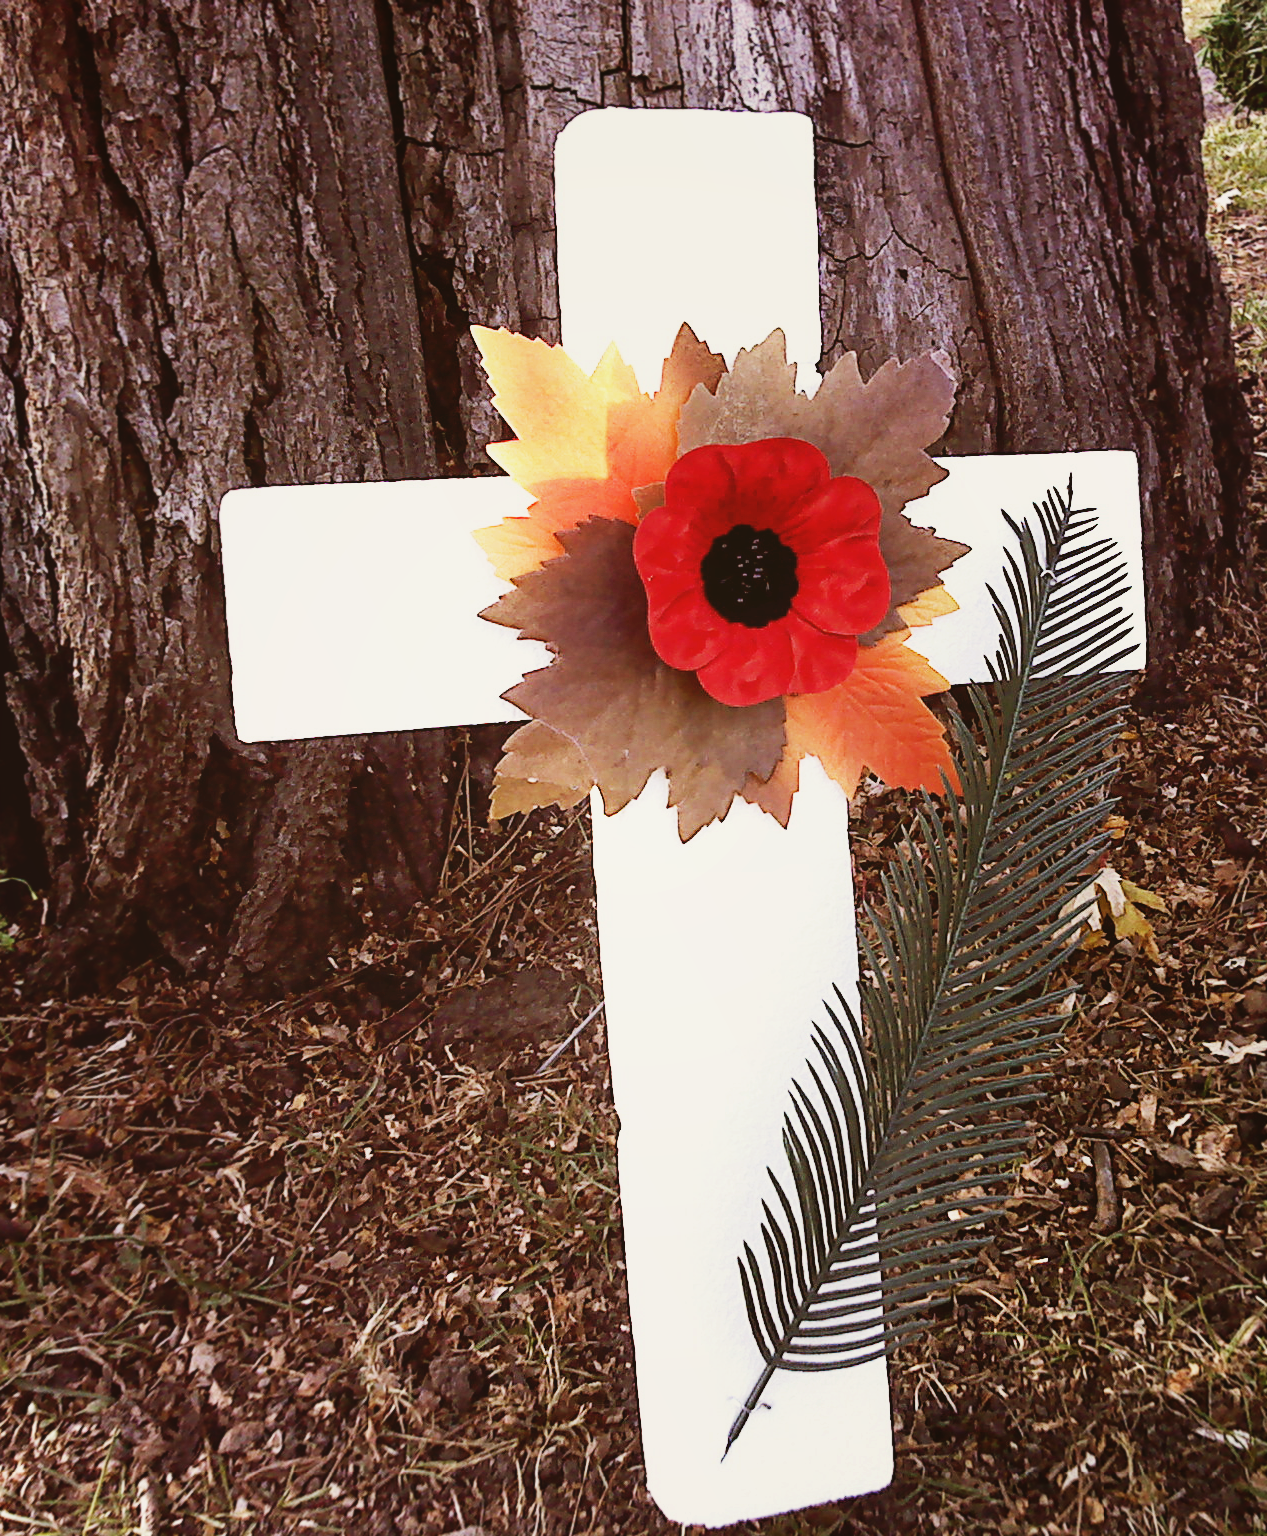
(138, 1476, 163, 1536)
(1091, 1141, 1120, 1234)
(534, 1001, 605, 1076)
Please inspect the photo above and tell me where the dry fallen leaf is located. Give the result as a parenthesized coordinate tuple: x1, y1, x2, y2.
(482, 518, 785, 840)
(1062, 866, 1167, 961)
(188, 1342, 218, 1378)
(1205, 1037, 1267, 1067)
(1196, 1125, 1241, 1165)
(1165, 1365, 1199, 1397)
(217, 1420, 266, 1456)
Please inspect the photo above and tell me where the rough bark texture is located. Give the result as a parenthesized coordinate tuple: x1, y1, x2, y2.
(0, 0, 1251, 996)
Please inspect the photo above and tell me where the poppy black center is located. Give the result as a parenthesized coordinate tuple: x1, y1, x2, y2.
(700, 524, 799, 627)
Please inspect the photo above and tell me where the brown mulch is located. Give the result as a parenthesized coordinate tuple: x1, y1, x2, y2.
(2, 273, 1266, 1536)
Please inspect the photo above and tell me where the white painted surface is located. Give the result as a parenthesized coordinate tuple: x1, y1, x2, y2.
(910, 451, 1146, 679)
(217, 108, 1147, 1527)
(591, 761, 892, 1525)
(220, 476, 542, 742)
(556, 109, 822, 390)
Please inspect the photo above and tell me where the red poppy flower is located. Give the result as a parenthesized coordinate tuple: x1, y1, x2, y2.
(632, 438, 891, 707)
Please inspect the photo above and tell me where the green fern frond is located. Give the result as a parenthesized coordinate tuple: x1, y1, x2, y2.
(727, 480, 1133, 1456)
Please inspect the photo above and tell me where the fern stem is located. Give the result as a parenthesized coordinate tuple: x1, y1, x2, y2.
(723, 1360, 778, 1460)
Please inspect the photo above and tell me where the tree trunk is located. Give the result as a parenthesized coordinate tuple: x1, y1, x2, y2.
(0, 0, 1250, 997)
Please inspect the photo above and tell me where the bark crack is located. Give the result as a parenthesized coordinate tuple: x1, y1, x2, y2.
(907, 0, 1007, 450)
(372, 0, 470, 474)
(69, 3, 182, 425)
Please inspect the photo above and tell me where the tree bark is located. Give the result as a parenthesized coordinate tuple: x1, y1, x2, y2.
(0, 0, 1251, 996)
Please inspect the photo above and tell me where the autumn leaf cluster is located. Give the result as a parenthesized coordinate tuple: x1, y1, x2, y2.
(475, 326, 967, 838)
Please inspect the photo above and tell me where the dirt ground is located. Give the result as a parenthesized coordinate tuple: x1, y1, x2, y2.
(2, 202, 1266, 1536)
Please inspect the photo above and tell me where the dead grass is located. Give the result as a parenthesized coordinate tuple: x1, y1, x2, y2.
(5, 558, 1265, 1535)
(1185, 0, 1223, 41)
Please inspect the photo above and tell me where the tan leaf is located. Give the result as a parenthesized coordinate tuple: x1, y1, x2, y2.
(677, 329, 967, 642)
(490, 723, 590, 818)
(676, 331, 802, 448)
(482, 518, 785, 840)
(1062, 866, 1166, 962)
(896, 582, 959, 630)
(1205, 1037, 1267, 1068)
(632, 481, 665, 518)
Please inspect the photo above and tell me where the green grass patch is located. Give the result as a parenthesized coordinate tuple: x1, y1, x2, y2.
(1201, 0, 1267, 111)
(1233, 290, 1267, 365)
(1186, 0, 1224, 41)
(1205, 115, 1267, 214)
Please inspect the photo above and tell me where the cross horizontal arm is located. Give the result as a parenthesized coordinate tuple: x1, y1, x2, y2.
(219, 476, 544, 742)
(218, 453, 1143, 745)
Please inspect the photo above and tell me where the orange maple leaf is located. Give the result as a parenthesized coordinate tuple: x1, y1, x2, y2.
(472, 324, 725, 580)
(744, 633, 957, 822)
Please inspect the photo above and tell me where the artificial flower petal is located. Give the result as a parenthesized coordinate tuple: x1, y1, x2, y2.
(677, 330, 968, 642)
(637, 438, 887, 705)
(785, 621, 860, 697)
(651, 586, 733, 671)
(791, 555, 891, 635)
(696, 622, 796, 708)
(717, 437, 830, 526)
(776, 474, 880, 551)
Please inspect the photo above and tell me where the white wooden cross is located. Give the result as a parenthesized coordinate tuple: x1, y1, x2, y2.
(218, 111, 1147, 1527)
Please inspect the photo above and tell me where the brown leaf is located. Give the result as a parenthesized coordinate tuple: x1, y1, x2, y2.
(482, 518, 784, 839)
(217, 1419, 266, 1456)
(860, 510, 969, 644)
(632, 481, 665, 517)
(676, 331, 802, 448)
(427, 1353, 488, 1414)
(1240, 989, 1267, 1020)
(1191, 1182, 1238, 1228)
(677, 330, 967, 641)
(1165, 1365, 1198, 1397)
